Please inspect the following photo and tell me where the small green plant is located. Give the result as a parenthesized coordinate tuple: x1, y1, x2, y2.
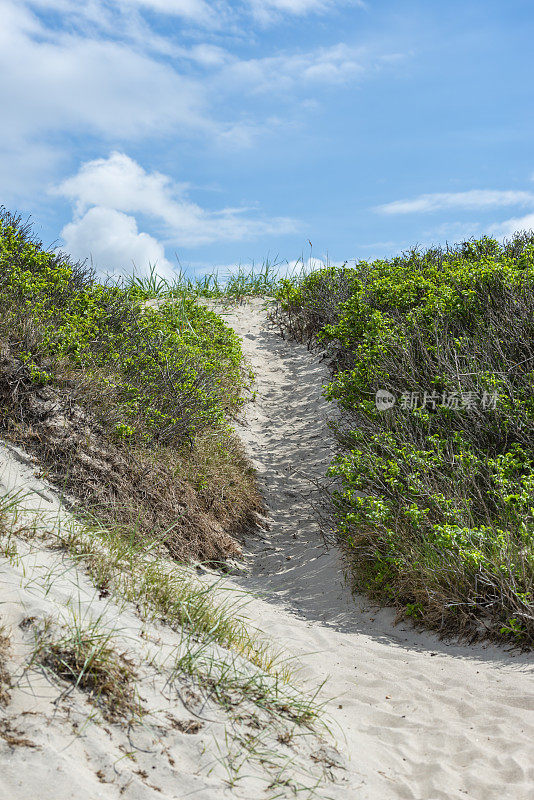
(405, 603, 424, 619)
(500, 618, 526, 639)
(114, 422, 135, 439)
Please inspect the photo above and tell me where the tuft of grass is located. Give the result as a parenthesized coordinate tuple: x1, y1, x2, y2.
(123, 260, 287, 303)
(275, 235, 534, 646)
(174, 644, 323, 727)
(31, 616, 142, 723)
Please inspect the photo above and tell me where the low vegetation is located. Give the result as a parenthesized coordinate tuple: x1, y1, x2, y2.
(0, 491, 333, 798)
(0, 207, 261, 561)
(125, 259, 285, 303)
(275, 235, 534, 646)
(32, 617, 141, 723)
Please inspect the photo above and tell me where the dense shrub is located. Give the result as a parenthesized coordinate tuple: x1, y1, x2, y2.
(0, 208, 243, 445)
(0, 208, 260, 562)
(276, 235, 534, 645)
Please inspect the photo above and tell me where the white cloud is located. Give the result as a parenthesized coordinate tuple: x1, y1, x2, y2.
(56, 152, 300, 249)
(0, 4, 209, 143)
(120, 0, 213, 21)
(376, 190, 534, 215)
(249, 0, 328, 22)
(248, 0, 364, 24)
(375, 182, 534, 244)
(28, 0, 214, 24)
(422, 221, 482, 240)
(28, 0, 360, 28)
(186, 43, 233, 66)
(0, 0, 379, 193)
(54, 152, 190, 220)
(61, 206, 175, 278)
(217, 42, 370, 95)
(488, 213, 534, 239)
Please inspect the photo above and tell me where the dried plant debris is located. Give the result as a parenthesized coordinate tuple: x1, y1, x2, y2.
(166, 713, 204, 734)
(0, 625, 12, 707)
(0, 720, 39, 750)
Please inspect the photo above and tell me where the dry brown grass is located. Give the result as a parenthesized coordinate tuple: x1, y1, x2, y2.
(0, 346, 262, 564)
(34, 620, 142, 723)
(0, 720, 39, 749)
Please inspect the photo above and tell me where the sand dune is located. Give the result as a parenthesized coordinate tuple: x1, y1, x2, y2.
(0, 296, 532, 800)
(0, 442, 344, 799)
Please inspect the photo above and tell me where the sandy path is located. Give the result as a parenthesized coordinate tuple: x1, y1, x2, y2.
(220, 298, 534, 800)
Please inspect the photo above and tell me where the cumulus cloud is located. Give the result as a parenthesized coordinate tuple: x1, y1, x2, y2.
(54, 152, 190, 220)
(61, 206, 175, 278)
(55, 152, 300, 247)
(376, 190, 534, 215)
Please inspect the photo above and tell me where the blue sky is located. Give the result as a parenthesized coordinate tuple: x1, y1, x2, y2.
(2, 0, 534, 277)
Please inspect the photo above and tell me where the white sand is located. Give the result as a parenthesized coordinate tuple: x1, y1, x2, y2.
(0, 442, 343, 800)
(0, 297, 532, 800)
(219, 298, 534, 800)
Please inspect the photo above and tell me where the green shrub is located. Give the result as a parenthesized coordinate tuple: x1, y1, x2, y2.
(0, 208, 261, 563)
(276, 235, 534, 645)
(0, 208, 243, 446)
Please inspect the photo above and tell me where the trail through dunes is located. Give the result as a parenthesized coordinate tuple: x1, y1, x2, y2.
(0, 296, 532, 800)
(219, 297, 534, 800)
